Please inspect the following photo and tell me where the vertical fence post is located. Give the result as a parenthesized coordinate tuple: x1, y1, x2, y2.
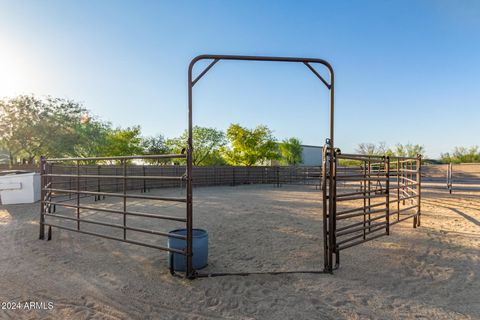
(402, 161, 406, 206)
(322, 147, 329, 271)
(96, 165, 101, 201)
(385, 156, 390, 235)
(76, 160, 80, 231)
(143, 165, 146, 193)
(362, 160, 367, 240)
(367, 160, 371, 232)
(39, 156, 46, 240)
(397, 158, 400, 221)
(122, 159, 127, 240)
(327, 147, 336, 272)
(232, 167, 236, 187)
(417, 155, 422, 227)
(447, 162, 453, 194)
(276, 166, 280, 188)
(47, 162, 52, 213)
(333, 151, 339, 267)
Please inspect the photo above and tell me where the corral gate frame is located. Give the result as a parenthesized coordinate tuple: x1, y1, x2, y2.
(187, 55, 335, 278)
(39, 54, 421, 279)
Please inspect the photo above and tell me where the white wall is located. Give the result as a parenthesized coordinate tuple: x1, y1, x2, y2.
(301, 145, 322, 166)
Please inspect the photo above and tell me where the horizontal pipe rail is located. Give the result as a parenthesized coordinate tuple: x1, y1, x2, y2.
(336, 153, 386, 160)
(43, 213, 187, 239)
(43, 223, 185, 254)
(336, 193, 386, 202)
(47, 153, 186, 162)
(336, 220, 387, 237)
(43, 174, 185, 180)
(337, 208, 387, 220)
(336, 176, 388, 181)
(336, 214, 387, 232)
(44, 188, 186, 202)
(43, 201, 187, 222)
(337, 229, 387, 250)
(390, 213, 418, 225)
(337, 201, 387, 216)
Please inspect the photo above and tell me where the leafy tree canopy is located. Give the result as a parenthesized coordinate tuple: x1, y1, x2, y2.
(222, 124, 279, 166)
(0, 95, 86, 163)
(441, 146, 480, 163)
(167, 126, 226, 166)
(356, 142, 424, 158)
(279, 137, 303, 165)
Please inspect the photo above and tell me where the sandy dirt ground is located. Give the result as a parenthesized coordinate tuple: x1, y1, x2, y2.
(0, 183, 478, 319)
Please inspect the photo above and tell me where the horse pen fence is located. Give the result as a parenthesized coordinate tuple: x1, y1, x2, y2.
(39, 149, 421, 277)
(35, 54, 426, 278)
(322, 146, 421, 272)
(444, 163, 480, 194)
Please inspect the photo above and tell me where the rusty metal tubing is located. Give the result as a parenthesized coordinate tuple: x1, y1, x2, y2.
(401, 176, 419, 184)
(398, 204, 419, 213)
(43, 222, 185, 254)
(43, 174, 184, 180)
(336, 173, 388, 179)
(322, 144, 329, 271)
(337, 208, 387, 220)
(43, 188, 186, 202)
(337, 228, 387, 250)
(336, 220, 387, 237)
(47, 153, 186, 162)
(39, 157, 46, 240)
(76, 161, 80, 231)
(336, 214, 388, 232)
(385, 156, 390, 235)
(336, 193, 386, 202)
(336, 200, 388, 216)
(42, 213, 186, 239)
(122, 160, 128, 240)
(189, 54, 334, 277)
(417, 155, 422, 226)
(336, 187, 387, 198)
(397, 194, 419, 202)
(390, 213, 418, 225)
(326, 146, 335, 272)
(43, 201, 186, 222)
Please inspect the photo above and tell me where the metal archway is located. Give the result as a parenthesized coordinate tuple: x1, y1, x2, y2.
(185, 55, 335, 278)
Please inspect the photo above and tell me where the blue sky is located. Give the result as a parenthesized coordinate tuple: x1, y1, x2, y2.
(1, 0, 479, 158)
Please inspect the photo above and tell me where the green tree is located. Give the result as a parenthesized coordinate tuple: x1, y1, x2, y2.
(355, 142, 424, 158)
(167, 126, 226, 166)
(72, 118, 111, 157)
(279, 137, 303, 165)
(101, 126, 143, 157)
(393, 143, 425, 157)
(141, 134, 172, 164)
(0, 95, 87, 163)
(356, 142, 388, 156)
(441, 146, 480, 163)
(222, 124, 279, 166)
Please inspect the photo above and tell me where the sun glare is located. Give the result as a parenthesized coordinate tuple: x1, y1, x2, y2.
(0, 42, 33, 97)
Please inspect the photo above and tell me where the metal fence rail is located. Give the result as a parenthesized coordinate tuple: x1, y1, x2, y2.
(445, 163, 480, 194)
(39, 154, 189, 264)
(322, 144, 421, 272)
(41, 165, 322, 199)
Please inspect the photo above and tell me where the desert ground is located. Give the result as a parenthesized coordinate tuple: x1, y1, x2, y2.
(0, 182, 479, 319)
